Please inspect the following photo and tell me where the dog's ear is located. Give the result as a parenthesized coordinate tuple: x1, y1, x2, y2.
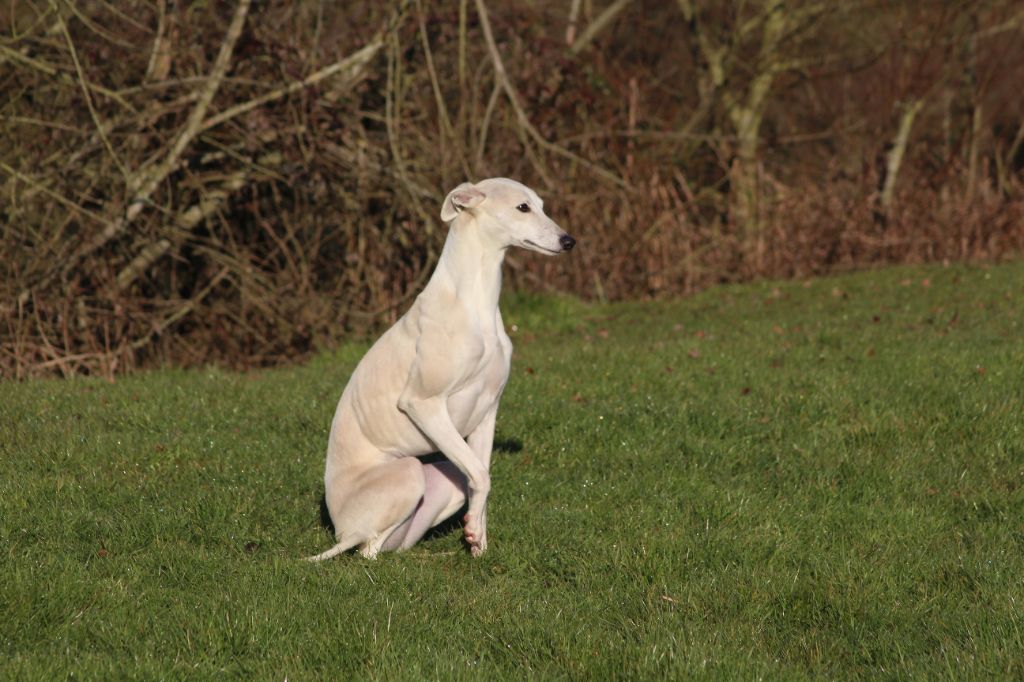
(440, 182, 486, 222)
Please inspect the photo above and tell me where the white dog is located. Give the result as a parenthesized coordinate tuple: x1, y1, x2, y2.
(308, 178, 575, 560)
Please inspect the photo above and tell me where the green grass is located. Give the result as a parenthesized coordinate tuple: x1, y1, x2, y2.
(2, 262, 1023, 679)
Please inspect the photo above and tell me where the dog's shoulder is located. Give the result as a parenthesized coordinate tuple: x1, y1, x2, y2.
(414, 290, 471, 332)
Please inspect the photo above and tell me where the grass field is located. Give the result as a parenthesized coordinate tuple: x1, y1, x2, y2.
(2, 262, 1022, 679)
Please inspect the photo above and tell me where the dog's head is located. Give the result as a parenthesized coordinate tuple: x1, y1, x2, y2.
(440, 178, 576, 255)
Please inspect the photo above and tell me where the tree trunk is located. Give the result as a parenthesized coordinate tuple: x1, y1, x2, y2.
(880, 97, 925, 215)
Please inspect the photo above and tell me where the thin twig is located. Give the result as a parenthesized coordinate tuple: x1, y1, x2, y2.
(0, 43, 136, 112)
(52, 2, 128, 178)
(415, 0, 470, 179)
(95, 0, 153, 34)
(144, 0, 170, 82)
(2, 115, 85, 134)
(385, 25, 436, 232)
(199, 39, 384, 133)
(60, 0, 136, 48)
(458, 0, 469, 97)
(0, 161, 115, 232)
(0, 43, 58, 75)
(473, 0, 627, 189)
(568, 0, 634, 56)
(566, 0, 583, 46)
(475, 78, 502, 172)
(129, 268, 231, 352)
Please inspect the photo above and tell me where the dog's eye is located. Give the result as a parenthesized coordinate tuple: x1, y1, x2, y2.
(516, 203, 531, 213)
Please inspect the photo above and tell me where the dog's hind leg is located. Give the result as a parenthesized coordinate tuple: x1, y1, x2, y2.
(312, 456, 426, 561)
(380, 460, 467, 552)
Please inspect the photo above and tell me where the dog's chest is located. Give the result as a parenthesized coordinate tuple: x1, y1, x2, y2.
(446, 329, 511, 436)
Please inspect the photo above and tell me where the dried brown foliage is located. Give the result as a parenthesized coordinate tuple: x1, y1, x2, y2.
(2, 0, 1022, 378)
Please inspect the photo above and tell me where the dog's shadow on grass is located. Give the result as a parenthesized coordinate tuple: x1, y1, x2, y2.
(316, 437, 524, 538)
(493, 437, 523, 455)
(317, 495, 335, 535)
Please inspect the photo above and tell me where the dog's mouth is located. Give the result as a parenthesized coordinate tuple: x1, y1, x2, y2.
(523, 239, 561, 254)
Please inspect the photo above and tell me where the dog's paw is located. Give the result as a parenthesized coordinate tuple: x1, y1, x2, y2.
(463, 514, 487, 556)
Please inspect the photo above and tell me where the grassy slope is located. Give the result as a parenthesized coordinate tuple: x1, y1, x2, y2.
(2, 263, 1022, 679)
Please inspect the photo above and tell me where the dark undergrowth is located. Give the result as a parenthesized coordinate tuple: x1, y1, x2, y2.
(2, 1, 1022, 377)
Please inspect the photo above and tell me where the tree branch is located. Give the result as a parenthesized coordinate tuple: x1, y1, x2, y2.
(473, 0, 627, 188)
(71, 0, 252, 274)
(568, 0, 634, 56)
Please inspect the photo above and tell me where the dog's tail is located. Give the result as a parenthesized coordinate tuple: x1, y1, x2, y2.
(305, 534, 361, 562)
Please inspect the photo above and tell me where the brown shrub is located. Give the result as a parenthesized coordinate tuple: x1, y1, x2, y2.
(1, 1, 1022, 378)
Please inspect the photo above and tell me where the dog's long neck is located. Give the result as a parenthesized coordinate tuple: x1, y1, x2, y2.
(427, 216, 505, 315)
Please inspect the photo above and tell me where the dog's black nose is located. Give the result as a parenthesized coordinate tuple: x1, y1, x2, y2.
(560, 234, 576, 251)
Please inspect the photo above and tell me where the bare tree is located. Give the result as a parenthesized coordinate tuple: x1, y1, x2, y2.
(676, 0, 843, 232)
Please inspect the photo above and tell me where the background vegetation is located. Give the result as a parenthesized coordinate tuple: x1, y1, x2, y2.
(2, 0, 1023, 377)
(2, 263, 1022, 677)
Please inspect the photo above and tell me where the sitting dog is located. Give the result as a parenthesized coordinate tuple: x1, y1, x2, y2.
(308, 178, 575, 560)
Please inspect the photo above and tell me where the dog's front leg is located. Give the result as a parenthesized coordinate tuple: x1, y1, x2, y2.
(398, 395, 491, 555)
(465, 407, 497, 554)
